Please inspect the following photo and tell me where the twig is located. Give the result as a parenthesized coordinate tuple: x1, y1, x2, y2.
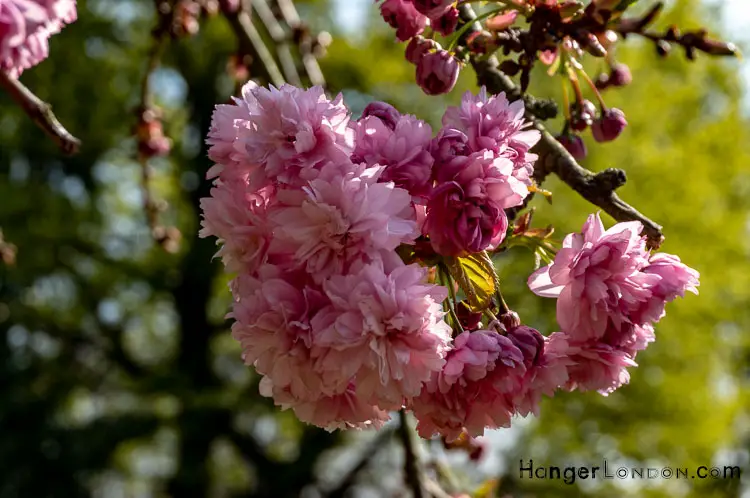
(424, 477, 454, 498)
(398, 410, 426, 498)
(0, 71, 80, 155)
(225, 7, 286, 87)
(457, 5, 664, 249)
(252, 0, 303, 86)
(325, 426, 396, 498)
(136, 1, 181, 253)
(274, 0, 326, 87)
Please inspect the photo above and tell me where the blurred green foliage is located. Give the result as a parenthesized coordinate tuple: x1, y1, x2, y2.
(0, 0, 748, 497)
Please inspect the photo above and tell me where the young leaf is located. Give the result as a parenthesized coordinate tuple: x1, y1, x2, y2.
(444, 253, 497, 312)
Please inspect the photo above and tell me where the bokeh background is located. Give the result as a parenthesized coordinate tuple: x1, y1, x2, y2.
(1, 0, 749, 496)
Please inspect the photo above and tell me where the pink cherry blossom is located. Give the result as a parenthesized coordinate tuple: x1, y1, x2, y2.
(205, 99, 254, 179)
(312, 261, 452, 410)
(199, 179, 273, 274)
(505, 325, 570, 416)
(351, 113, 435, 198)
(425, 150, 527, 256)
(644, 252, 700, 302)
(547, 332, 637, 396)
(235, 82, 353, 187)
(528, 213, 660, 341)
(261, 377, 391, 430)
(411, 329, 525, 441)
(442, 88, 541, 187)
(1, 0, 77, 78)
(269, 165, 418, 282)
(379, 0, 427, 42)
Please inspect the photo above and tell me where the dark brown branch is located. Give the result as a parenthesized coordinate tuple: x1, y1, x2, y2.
(398, 410, 426, 498)
(0, 71, 80, 155)
(458, 5, 664, 249)
(325, 426, 396, 498)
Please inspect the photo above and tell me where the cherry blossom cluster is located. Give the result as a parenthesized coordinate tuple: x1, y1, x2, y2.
(200, 82, 699, 439)
(0, 0, 77, 78)
(528, 214, 700, 395)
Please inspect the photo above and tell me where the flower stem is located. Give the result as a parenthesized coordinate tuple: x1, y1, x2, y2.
(439, 265, 465, 335)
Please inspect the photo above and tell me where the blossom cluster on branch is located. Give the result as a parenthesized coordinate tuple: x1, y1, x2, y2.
(378, 0, 738, 160)
(200, 82, 699, 439)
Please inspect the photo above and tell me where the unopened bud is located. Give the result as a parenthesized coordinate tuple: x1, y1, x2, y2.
(500, 310, 521, 331)
(592, 108, 627, 142)
(415, 49, 460, 95)
(405, 36, 440, 65)
(556, 134, 587, 160)
(608, 63, 632, 86)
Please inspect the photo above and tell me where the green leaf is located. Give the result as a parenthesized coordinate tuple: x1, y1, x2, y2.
(444, 252, 497, 312)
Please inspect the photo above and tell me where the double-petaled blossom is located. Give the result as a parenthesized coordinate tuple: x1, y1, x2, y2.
(350, 113, 435, 198)
(199, 179, 273, 274)
(442, 88, 541, 187)
(269, 164, 419, 282)
(379, 0, 427, 42)
(411, 329, 526, 441)
(312, 261, 452, 410)
(528, 213, 699, 395)
(231, 266, 392, 430)
(424, 150, 527, 256)
(505, 325, 570, 416)
(1, 0, 77, 78)
(205, 99, 254, 178)
(528, 213, 699, 343)
(546, 332, 637, 395)
(235, 82, 353, 187)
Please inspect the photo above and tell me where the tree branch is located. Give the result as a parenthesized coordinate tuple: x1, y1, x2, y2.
(457, 5, 664, 249)
(325, 426, 396, 498)
(398, 410, 426, 498)
(274, 0, 326, 87)
(251, 0, 303, 86)
(0, 71, 81, 155)
(225, 6, 286, 87)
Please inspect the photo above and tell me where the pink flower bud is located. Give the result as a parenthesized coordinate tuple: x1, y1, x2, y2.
(412, 0, 454, 19)
(556, 134, 587, 160)
(432, 7, 459, 36)
(591, 108, 627, 142)
(361, 101, 401, 130)
(456, 301, 483, 331)
(416, 49, 460, 95)
(609, 63, 632, 87)
(405, 36, 441, 65)
(380, 0, 428, 41)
